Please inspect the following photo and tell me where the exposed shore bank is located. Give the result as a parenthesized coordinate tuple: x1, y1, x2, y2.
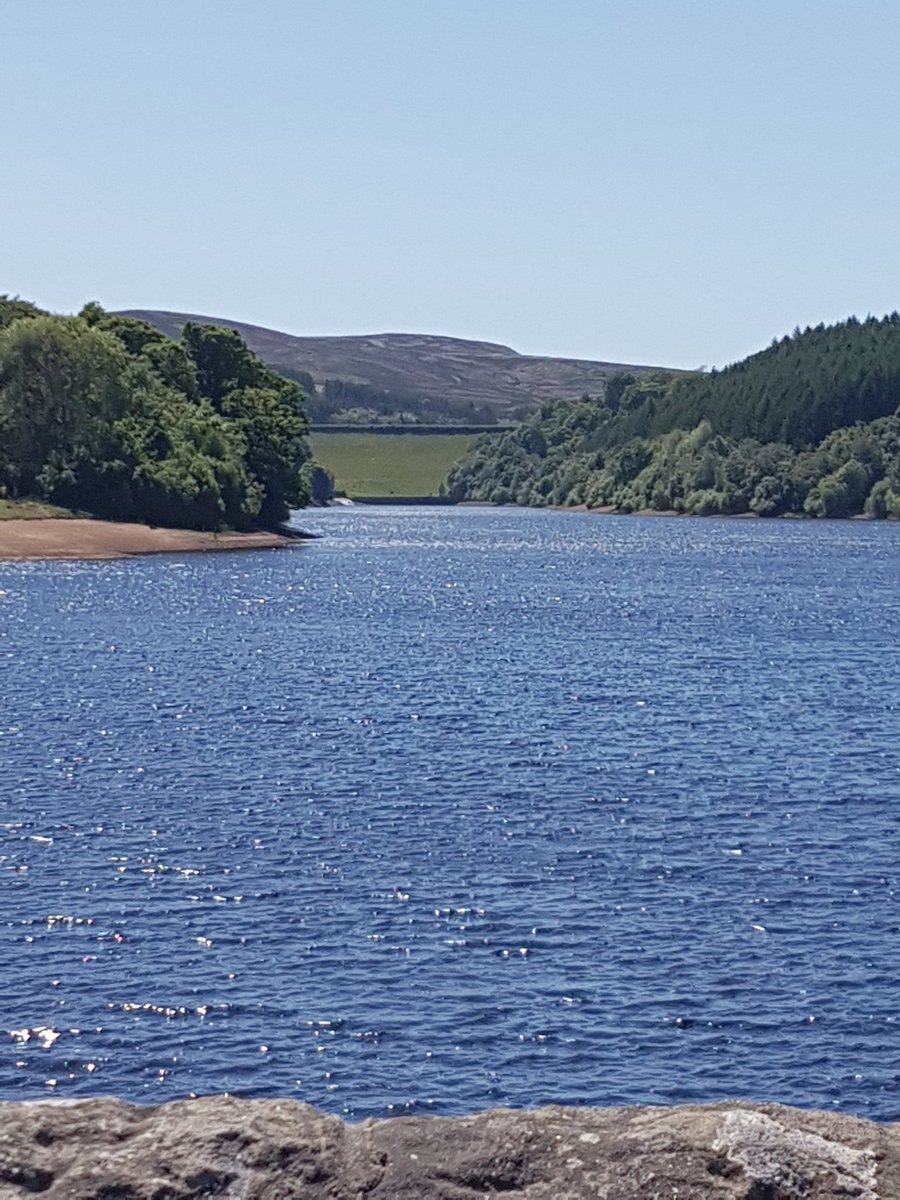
(558, 503, 884, 520)
(0, 518, 303, 562)
(0, 1095, 892, 1198)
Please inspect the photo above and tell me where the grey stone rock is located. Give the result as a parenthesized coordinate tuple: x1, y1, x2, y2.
(0, 1097, 897, 1199)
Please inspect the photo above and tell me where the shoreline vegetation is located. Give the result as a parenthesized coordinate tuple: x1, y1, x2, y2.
(0, 296, 328, 535)
(6, 296, 900, 525)
(447, 313, 900, 519)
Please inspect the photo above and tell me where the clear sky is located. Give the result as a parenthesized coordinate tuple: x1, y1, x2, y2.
(4, 0, 899, 369)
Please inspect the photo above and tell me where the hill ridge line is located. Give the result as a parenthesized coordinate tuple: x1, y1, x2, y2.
(117, 308, 675, 417)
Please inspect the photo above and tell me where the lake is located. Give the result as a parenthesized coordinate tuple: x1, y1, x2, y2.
(2, 506, 899, 1119)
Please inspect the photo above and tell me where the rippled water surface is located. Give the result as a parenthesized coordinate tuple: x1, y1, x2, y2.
(2, 506, 900, 1118)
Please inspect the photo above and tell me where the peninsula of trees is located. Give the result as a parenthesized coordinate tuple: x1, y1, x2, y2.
(0, 298, 319, 530)
(448, 314, 900, 518)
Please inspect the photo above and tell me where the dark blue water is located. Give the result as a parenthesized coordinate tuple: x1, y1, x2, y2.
(2, 506, 899, 1119)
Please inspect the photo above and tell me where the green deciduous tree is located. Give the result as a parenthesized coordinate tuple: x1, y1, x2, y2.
(220, 386, 310, 523)
(182, 323, 272, 407)
(0, 316, 128, 497)
(0, 303, 324, 530)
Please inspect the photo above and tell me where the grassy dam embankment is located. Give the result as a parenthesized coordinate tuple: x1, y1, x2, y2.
(308, 428, 483, 499)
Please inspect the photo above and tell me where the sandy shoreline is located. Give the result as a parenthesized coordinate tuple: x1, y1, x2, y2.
(0, 518, 303, 562)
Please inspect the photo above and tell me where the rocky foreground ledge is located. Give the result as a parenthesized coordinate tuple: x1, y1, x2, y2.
(0, 1097, 896, 1199)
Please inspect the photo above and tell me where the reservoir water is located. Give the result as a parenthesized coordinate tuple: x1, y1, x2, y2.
(1, 506, 899, 1119)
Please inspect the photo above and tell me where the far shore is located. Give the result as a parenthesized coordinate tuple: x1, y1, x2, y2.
(556, 503, 880, 520)
(562, 503, 767, 518)
(341, 498, 884, 520)
(0, 518, 304, 562)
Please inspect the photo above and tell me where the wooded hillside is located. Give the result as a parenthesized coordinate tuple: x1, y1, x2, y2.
(448, 314, 900, 518)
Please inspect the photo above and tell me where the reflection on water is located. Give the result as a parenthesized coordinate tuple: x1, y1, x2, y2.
(2, 507, 899, 1118)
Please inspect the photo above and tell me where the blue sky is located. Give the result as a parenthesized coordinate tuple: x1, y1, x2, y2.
(4, 0, 899, 368)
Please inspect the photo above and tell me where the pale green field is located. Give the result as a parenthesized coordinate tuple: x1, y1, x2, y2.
(309, 432, 477, 497)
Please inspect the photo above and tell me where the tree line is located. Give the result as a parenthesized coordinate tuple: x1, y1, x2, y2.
(0, 297, 323, 529)
(447, 314, 900, 518)
(296, 375, 499, 427)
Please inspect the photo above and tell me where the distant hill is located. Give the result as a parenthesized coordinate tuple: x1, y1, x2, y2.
(118, 310, 673, 421)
